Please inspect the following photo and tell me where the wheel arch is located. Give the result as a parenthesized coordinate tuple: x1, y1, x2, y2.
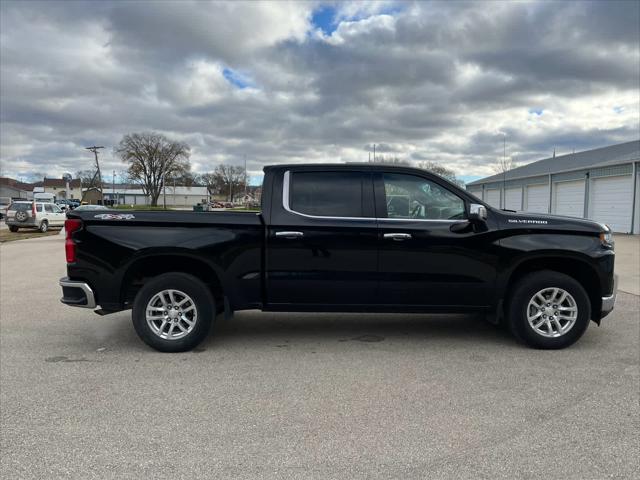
(120, 252, 225, 311)
(501, 254, 602, 323)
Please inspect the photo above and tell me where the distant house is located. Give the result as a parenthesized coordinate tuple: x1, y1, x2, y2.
(81, 187, 103, 205)
(0, 177, 35, 200)
(95, 184, 210, 206)
(36, 178, 82, 200)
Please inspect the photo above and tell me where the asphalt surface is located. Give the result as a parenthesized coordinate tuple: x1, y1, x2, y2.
(1, 234, 639, 479)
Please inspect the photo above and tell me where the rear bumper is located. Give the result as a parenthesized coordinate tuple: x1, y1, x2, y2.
(600, 274, 618, 319)
(6, 218, 37, 227)
(59, 277, 97, 309)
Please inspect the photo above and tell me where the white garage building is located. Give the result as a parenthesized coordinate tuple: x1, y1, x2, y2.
(466, 140, 640, 234)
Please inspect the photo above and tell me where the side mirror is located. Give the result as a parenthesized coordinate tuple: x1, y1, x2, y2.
(468, 203, 487, 222)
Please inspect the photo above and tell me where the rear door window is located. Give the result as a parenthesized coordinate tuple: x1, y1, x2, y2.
(44, 204, 54, 213)
(9, 203, 31, 211)
(289, 171, 372, 218)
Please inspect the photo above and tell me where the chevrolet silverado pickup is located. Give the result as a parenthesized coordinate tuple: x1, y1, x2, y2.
(59, 164, 617, 352)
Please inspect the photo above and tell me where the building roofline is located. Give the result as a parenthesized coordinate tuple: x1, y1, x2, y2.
(467, 140, 640, 187)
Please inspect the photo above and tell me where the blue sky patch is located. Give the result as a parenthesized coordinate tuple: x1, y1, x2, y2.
(613, 106, 624, 114)
(311, 5, 338, 35)
(460, 174, 482, 185)
(529, 108, 544, 116)
(311, 3, 404, 36)
(222, 68, 253, 89)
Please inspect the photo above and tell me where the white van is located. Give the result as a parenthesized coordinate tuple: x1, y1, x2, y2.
(34, 192, 55, 203)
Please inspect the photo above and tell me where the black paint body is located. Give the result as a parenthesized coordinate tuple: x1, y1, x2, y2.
(64, 164, 615, 321)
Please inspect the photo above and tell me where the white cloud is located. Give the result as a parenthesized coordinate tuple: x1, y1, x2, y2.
(0, 0, 638, 182)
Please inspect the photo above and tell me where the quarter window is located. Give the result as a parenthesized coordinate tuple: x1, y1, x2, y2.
(289, 171, 368, 218)
(382, 173, 465, 220)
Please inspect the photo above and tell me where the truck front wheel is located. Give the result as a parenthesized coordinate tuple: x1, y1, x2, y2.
(132, 272, 215, 352)
(507, 270, 591, 349)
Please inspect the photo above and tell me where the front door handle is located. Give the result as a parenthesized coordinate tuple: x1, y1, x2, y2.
(275, 231, 304, 239)
(383, 233, 412, 241)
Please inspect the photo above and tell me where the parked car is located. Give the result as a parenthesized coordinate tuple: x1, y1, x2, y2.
(0, 196, 11, 219)
(56, 199, 80, 211)
(60, 163, 617, 352)
(6, 201, 66, 232)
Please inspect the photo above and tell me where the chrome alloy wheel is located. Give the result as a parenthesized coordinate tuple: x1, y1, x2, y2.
(527, 287, 578, 338)
(146, 289, 197, 340)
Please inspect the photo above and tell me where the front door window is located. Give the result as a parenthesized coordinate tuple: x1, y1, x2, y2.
(382, 173, 466, 220)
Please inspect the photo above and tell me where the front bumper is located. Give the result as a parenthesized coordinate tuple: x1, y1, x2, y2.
(600, 274, 618, 319)
(59, 277, 97, 309)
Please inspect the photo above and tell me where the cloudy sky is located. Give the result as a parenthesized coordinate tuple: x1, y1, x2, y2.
(1, 0, 638, 184)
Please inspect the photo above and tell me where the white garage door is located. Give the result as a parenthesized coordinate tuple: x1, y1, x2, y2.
(553, 180, 585, 218)
(525, 184, 549, 213)
(485, 189, 501, 208)
(467, 188, 483, 200)
(589, 175, 633, 233)
(505, 188, 522, 210)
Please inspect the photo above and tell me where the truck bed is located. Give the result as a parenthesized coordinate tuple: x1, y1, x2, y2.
(66, 209, 265, 312)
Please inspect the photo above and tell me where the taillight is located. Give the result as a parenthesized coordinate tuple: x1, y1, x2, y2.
(32, 202, 36, 217)
(65, 219, 82, 263)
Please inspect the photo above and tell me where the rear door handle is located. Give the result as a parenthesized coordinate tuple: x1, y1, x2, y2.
(275, 231, 304, 239)
(383, 233, 412, 241)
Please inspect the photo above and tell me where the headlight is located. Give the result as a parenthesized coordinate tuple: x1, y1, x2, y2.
(600, 231, 614, 249)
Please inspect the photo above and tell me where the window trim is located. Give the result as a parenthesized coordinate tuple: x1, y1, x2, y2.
(282, 170, 463, 223)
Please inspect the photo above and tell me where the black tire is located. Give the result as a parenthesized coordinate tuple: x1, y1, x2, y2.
(507, 270, 591, 349)
(39, 220, 48, 233)
(132, 272, 215, 352)
(9, 225, 19, 232)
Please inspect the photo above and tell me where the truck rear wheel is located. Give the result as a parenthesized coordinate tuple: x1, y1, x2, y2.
(507, 270, 591, 349)
(132, 272, 214, 352)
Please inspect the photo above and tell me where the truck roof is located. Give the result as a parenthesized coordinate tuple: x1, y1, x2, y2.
(263, 163, 425, 172)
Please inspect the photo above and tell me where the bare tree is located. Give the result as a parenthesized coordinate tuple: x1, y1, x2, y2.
(76, 169, 98, 189)
(493, 155, 518, 205)
(370, 155, 463, 185)
(115, 132, 191, 206)
(370, 155, 410, 166)
(415, 161, 464, 186)
(493, 156, 517, 176)
(201, 164, 245, 202)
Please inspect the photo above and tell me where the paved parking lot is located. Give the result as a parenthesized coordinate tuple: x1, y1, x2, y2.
(1, 234, 639, 479)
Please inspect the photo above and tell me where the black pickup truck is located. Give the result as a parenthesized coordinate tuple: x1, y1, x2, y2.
(60, 164, 617, 352)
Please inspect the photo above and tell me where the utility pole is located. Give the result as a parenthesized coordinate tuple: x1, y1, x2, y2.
(163, 174, 166, 209)
(84, 145, 104, 204)
(373, 144, 376, 162)
(502, 135, 506, 209)
(244, 155, 248, 205)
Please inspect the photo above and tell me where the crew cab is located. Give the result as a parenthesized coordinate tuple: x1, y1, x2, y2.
(59, 164, 617, 352)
